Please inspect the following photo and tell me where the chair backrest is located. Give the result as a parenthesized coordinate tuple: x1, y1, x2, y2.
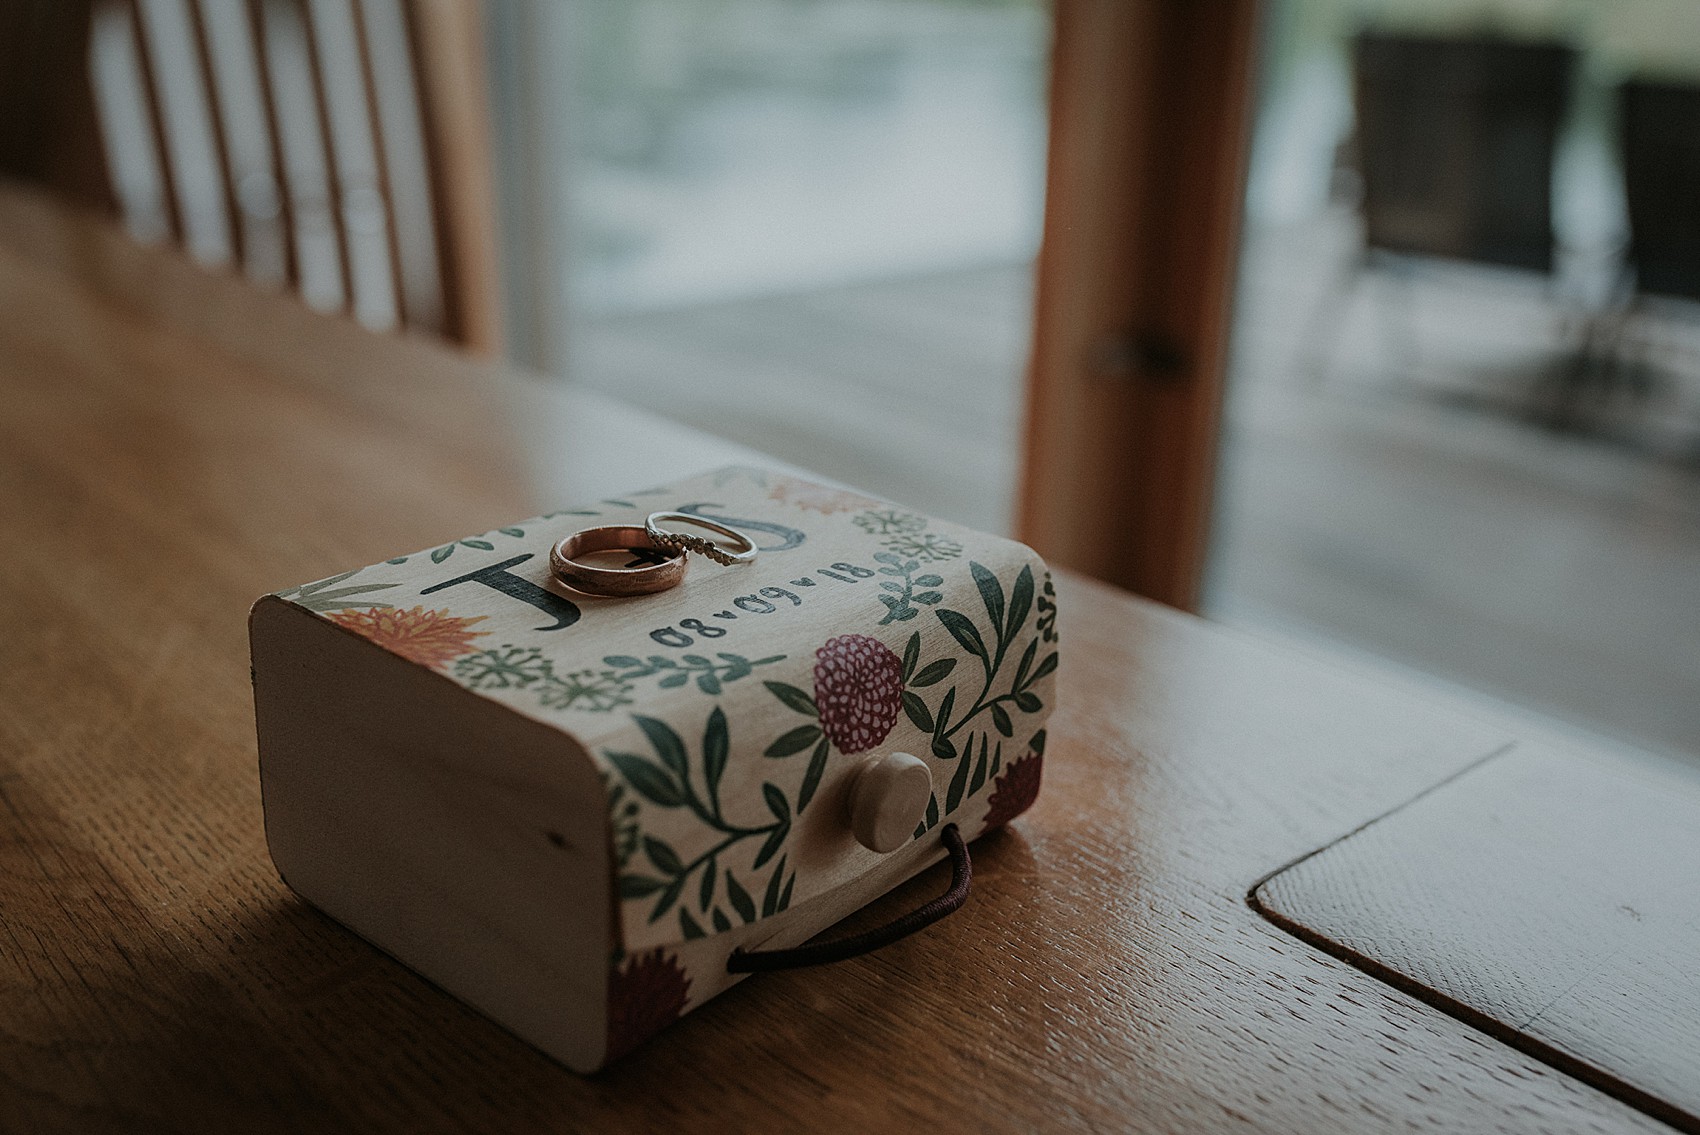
(1620, 79, 1700, 304)
(0, 0, 500, 351)
(1352, 32, 1574, 273)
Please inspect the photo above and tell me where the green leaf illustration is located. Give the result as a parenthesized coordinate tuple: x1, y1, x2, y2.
(1005, 565, 1035, 647)
(936, 687, 956, 735)
(909, 658, 957, 688)
(752, 822, 788, 869)
(699, 859, 717, 910)
(679, 908, 706, 940)
(649, 876, 685, 923)
(605, 751, 684, 808)
(285, 577, 402, 612)
(946, 736, 978, 812)
(619, 874, 665, 898)
(902, 632, 921, 682)
(971, 561, 1005, 642)
(901, 691, 934, 733)
(764, 680, 818, 717)
(1027, 652, 1059, 686)
(430, 545, 454, 564)
(764, 724, 822, 758)
(461, 538, 494, 551)
(649, 876, 683, 924)
(970, 745, 990, 795)
(296, 569, 359, 595)
(634, 715, 689, 780)
(762, 854, 788, 917)
(797, 738, 829, 812)
(725, 872, 757, 923)
(1013, 638, 1039, 690)
(937, 609, 987, 661)
(990, 703, 1013, 737)
(644, 836, 683, 877)
(712, 907, 733, 932)
(1015, 692, 1042, 714)
(779, 873, 795, 912)
(763, 783, 790, 824)
(703, 707, 729, 810)
(298, 583, 396, 604)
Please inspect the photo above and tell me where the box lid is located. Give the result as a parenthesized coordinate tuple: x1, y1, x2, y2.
(271, 467, 1057, 955)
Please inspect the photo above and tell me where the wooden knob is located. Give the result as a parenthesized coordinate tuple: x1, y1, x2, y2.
(848, 752, 933, 854)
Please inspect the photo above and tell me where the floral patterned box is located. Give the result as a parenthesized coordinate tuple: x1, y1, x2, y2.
(250, 467, 1057, 1071)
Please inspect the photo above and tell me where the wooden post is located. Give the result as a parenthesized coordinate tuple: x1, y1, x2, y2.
(1018, 0, 1258, 610)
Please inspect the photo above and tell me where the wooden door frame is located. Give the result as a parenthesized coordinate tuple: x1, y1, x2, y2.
(1018, 0, 1259, 611)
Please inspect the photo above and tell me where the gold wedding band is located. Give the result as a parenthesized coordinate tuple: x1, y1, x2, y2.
(550, 526, 687, 597)
(644, 511, 758, 566)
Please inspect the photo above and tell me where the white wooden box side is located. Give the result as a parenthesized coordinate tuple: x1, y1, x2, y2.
(250, 596, 611, 1072)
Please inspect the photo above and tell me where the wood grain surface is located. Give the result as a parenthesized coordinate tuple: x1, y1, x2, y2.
(0, 180, 1673, 1133)
(1254, 745, 1700, 1133)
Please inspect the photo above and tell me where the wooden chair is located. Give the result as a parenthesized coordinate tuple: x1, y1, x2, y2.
(0, 0, 500, 352)
(1621, 80, 1700, 306)
(1352, 33, 1574, 275)
(1300, 33, 1575, 387)
(1544, 78, 1700, 431)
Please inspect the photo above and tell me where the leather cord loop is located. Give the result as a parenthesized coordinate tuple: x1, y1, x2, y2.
(726, 824, 971, 973)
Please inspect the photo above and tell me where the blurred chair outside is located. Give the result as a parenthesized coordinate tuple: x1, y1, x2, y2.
(1306, 33, 1576, 393)
(1597, 79, 1700, 409)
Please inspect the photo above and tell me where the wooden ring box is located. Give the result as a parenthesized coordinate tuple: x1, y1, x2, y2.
(250, 467, 1057, 1070)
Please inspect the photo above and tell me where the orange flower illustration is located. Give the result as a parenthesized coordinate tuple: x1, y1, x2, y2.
(328, 605, 488, 669)
(767, 476, 880, 515)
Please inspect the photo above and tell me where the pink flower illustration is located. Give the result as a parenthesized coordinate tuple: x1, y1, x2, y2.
(767, 477, 881, 515)
(606, 949, 691, 1061)
(982, 751, 1043, 829)
(327, 605, 487, 669)
(813, 634, 905, 754)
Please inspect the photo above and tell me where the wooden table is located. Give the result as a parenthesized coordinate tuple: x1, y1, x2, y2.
(0, 181, 1668, 1133)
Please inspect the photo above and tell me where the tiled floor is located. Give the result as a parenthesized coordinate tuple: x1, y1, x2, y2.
(576, 209, 1700, 762)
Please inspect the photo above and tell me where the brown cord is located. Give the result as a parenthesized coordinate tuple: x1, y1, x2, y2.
(726, 824, 971, 973)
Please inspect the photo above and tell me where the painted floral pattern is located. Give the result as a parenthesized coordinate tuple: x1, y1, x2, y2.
(767, 476, 880, 514)
(812, 635, 905, 754)
(983, 741, 1045, 830)
(881, 531, 963, 563)
(853, 508, 926, 537)
(273, 466, 1056, 1066)
(606, 949, 691, 1061)
(327, 605, 487, 669)
(610, 555, 1056, 955)
(452, 647, 785, 714)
